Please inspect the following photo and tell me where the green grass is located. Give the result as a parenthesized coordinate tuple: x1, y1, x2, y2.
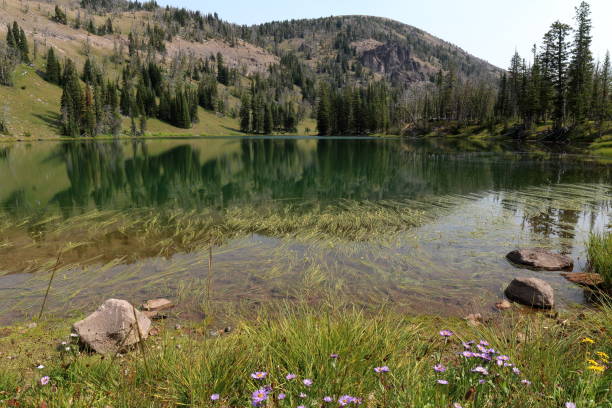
(0, 302, 610, 407)
(587, 232, 612, 285)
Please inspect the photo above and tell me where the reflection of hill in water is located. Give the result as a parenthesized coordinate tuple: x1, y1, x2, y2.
(2, 139, 611, 216)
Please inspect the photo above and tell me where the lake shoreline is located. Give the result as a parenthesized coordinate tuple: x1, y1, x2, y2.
(1, 302, 610, 407)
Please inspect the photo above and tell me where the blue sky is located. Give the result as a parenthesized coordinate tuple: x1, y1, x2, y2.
(156, 0, 611, 69)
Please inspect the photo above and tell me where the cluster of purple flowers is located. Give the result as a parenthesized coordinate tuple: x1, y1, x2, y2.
(244, 361, 373, 407)
(457, 339, 531, 384)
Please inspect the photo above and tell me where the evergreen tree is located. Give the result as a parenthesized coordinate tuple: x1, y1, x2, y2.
(60, 59, 85, 137)
(263, 104, 273, 134)
(45, 48, 61, 84)
(239, 94, 251, 133)
(543, 21, 572, 132)
(18, 28, 29, 63)
(316, 84, 331, 135)
(53, 6, 68, 25)
(567, 1, 593, 124)
(6, 25, 16, 49)
(83, 85, 97, 137)
(216, 52, 228, 85)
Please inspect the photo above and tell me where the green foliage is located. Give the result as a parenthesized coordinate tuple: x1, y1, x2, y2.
(1, 305, 610, 407)
(6, 22, 30, 64)
(52, 5, 68, 25)
(493, 1, 612, 141)
(587, 232, 612, 285)
(0, 43, 18, 87)
(239, 94, 251, 133)
(45, 48, 61, 85)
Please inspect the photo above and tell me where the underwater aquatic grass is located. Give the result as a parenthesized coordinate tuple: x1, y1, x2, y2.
(0, 200, 426, 275)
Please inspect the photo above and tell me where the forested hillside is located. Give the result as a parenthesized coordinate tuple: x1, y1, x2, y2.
(0, 0, 609, 142)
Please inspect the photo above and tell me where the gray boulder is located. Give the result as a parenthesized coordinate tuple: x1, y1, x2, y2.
(73, 299, 151, 354)
(506, 248, 573, 271)
(504, 277, 555, 309)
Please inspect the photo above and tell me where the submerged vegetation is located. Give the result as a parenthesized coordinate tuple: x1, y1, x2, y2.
(0, 302, 610, 407)
(0, 201, 425, 274)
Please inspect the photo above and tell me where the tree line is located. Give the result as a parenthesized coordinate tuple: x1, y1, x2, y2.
(494, 2, 610, 138)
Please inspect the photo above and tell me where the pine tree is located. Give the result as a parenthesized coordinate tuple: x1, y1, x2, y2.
(83, 85, 97, 137)
(543, 21, 572, 132)
(18, 28, 29, 63)
(239, 94, 251, 133)
(60, 59, 85, 137)
(216, 52, 228, 85)
(6, 25, 16, 49)
(567, 1, 593, 125)
(45, 48, 61, 84)
(263, 104, 273, 134)
(316, 84, 331, 135)
(593, 51, 610, 133)
(82, 58, 95, 84)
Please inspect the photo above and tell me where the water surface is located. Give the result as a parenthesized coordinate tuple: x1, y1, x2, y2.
(0, 138, 610, 324)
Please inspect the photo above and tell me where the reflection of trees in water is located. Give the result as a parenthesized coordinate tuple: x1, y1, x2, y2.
(34, 139, 611, 230)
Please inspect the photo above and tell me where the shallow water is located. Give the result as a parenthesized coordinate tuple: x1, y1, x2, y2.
(0, 137, 610, 324)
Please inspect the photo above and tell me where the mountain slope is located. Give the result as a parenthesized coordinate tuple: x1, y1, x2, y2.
(0, 0, 501, 138)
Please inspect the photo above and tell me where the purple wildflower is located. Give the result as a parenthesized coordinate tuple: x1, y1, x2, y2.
(461, 351, 474, 358)
(299, 393, 307, 398)
(565, 403, 576, 408)
(298, 406, 306, 408)
(37, 365, 45, 369)
(437, 379, 449, 385)
(479, 379, 486, 384)
(471, 366, 489, 375)
(439, 329, 454, 337)
(286, 373, 297, 380)
(462, 341, 473, 349)
(512, 367, 521, 375)
(252, 388, 268, 405)
(338, 395, 355, 406)
(324, 396, 333, 402)
(374, 366, 390, 373)
(330, 353, 339, 359)
(303, 379, 313, 387)
(479, 340, 489, 346)
(251, 372, 267, 380)
(453, 404, 464, 408)
(40, 376, 50, 386)
(278, 393, 286, 400)
(433, 364, 446, 372)
(521, 379, 531, 385)
(210, 394, 220, 401)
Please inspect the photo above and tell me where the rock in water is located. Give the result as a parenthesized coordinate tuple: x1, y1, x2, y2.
(141, 298, 174, 312)
(495, 299, 512, 310)
(73, 299, 151, 354)
(506, 248, 573, 271)
(504, 278, 555, 309)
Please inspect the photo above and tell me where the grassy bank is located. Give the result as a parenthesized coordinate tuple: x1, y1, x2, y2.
(587, 232, 612, 285)
(0, 302, 610, 407)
